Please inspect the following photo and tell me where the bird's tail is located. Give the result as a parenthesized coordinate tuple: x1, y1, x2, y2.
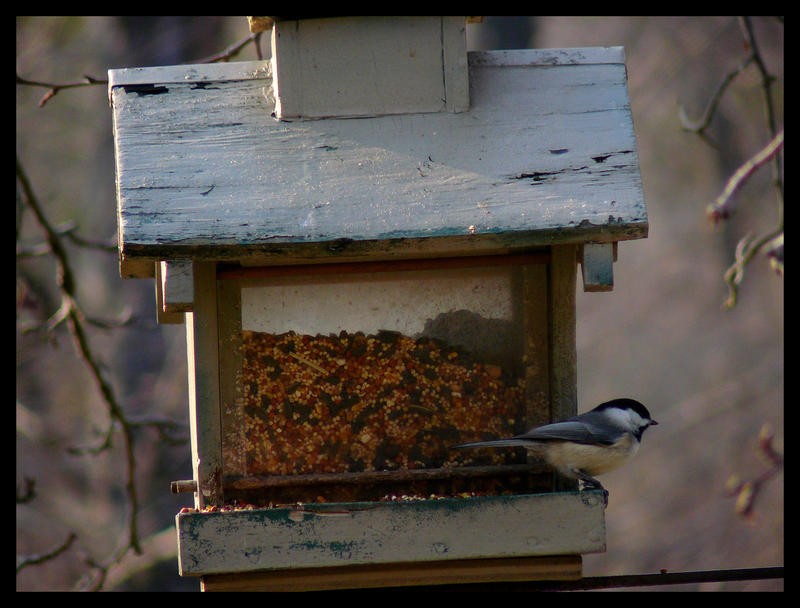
(453, 439, 533, 450)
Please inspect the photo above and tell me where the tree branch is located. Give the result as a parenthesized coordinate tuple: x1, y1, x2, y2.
(679, 54, 754, 135)
(16, 533, 78, 574)
(681, 17, 783, 308)
(725, 424, 783, 520)
(192, 31, 264, 63)
(17, 156, 143, 560)
(707, 128, 784, 224)
(16, 74, 108, 108)
(16, 22, 263, 590)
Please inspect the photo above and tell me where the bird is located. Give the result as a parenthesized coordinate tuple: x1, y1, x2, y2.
(454, 398, 657, 503)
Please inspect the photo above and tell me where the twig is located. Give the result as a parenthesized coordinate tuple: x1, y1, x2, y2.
(16, 74, 108, 108)
(679, 54, 754, 135)
(739, 16, 784, 217)
(723, 226, 783, 308)
(682, 17, 784, 308)
(17, 156, 142, 559)
(717, 131, 784, 309)
(725, 423, 783, 520)
(16, 533, 78, 574)
(721, 229, 782, 309)
(707, 129, 784, 224)
(739, 17, 780, 137)
(193, 31, 264, 63)
(16, 477, 36, 504)
(17, 220, 115, 256)
(16, 27, 265, 587)
(16, 31, 264, 109)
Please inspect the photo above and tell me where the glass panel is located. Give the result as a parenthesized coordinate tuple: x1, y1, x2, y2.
(218, 259, 546, 502)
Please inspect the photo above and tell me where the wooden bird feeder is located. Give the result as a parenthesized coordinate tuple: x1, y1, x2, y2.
(108, 16, 647, 591)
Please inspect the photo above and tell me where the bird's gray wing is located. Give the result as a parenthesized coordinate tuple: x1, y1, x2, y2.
(455, 438, 536, 449)
(515, 418, 623, 445)
(455, 412, 626, 449)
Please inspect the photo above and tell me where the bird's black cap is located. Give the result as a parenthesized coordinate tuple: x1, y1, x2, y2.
(593, 398, 656, 423)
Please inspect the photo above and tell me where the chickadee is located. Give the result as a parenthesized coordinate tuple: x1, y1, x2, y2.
(454, 398, 657, 501)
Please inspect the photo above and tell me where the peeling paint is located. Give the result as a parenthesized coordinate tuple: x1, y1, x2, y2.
(122, 84, 169, 96)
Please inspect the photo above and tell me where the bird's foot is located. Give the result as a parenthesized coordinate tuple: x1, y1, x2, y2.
(578, 476, 608, 507)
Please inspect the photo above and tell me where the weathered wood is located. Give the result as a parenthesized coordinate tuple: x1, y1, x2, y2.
(185, 262, 223, 508)
(223, 464, 546, 491)
(549, 245, 578, 422)
(543, 245, 579, 492)
(109, 48, 647, 276)
(154, 262, 184, 324)
(441, 17, 470, 113)
(200, 554, 582, 591)
(176, 492, 606, 576)
(581, 242, 615, 291)
(218, 251, 549, 279)
(159, 260, 194, 312)
(216, 275, 245, 477)
(522, 263, 550, 430)
(271, 16, 469, 119)
(107, 59, 271, 89)
(120, 256, 154, 279)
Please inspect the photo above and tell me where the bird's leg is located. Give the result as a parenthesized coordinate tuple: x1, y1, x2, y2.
(573, 470, 609, 506)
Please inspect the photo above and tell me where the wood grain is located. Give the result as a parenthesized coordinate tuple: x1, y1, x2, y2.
(177, 492, 606, 576)
(110, 48, 647, 273)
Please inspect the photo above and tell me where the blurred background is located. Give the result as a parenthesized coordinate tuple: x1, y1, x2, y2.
(17, 17, 783, 591)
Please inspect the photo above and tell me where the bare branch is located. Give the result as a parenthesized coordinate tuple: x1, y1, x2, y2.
(16, 477, 36, 504)
(16, 220, 116, 256)
(16, 533, 78, 574)
(707, 129, 784, 224)
(739, 17, 780, 137)
(765, 232, 783, 276)
(16, 156, 142, 558)
(192, 31, 264, 63)
(16, 31, 264, 109)
(682, 17, 784, 308)
(714, 125, 783, 310)
(725, 424, 783, 520)
(679, 54, 754, 134)
(722, 227, 783, 309)
(16, 73, 108, 108)
(15, 24, 264, 589)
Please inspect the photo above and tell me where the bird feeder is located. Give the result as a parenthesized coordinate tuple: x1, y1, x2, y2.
(108, 16, 647, 591)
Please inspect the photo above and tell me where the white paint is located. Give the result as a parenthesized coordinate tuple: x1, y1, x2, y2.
(177, 492, 606, 575)
(271, 16, 468, 119)
(241, 266, 513, 335)
(110, 48, 647, 264)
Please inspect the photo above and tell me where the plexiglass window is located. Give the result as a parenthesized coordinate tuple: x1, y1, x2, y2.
(217, 257, 548, 504)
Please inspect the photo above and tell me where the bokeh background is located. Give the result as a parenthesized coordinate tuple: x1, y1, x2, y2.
(17, 17, 783, 591)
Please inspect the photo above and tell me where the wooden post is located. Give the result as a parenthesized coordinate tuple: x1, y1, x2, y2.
(549, 245, 578, 422)
(186, 262, 223, 508)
